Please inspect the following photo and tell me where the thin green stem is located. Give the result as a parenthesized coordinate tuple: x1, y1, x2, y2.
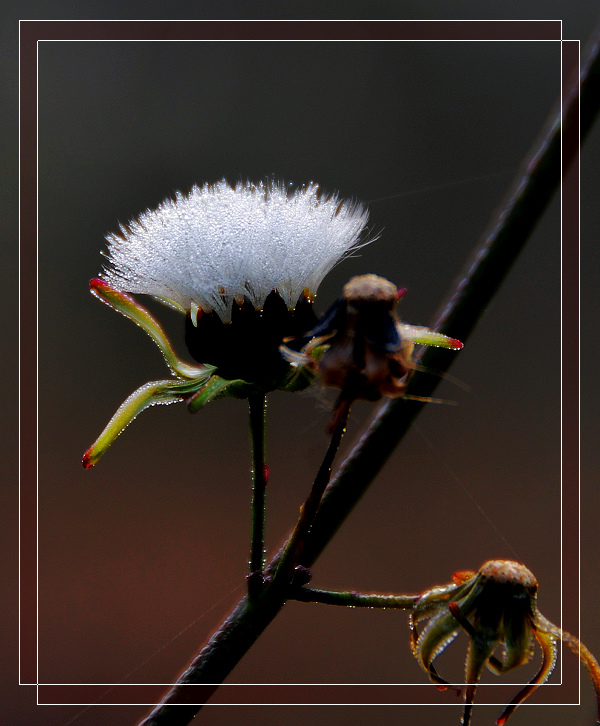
(248, 393, 267, 596)
(291, 586, 420, 610)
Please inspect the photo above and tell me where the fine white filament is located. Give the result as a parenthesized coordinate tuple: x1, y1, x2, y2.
(102, 180, 371, 323)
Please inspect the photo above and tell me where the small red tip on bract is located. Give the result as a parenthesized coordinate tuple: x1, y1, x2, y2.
(395, 287, 407, 301)
(82, 448, 96, 469)
(449, 338, 464, 350)
(89, 278, 136, 305)
(496, 717, 507, 726)
(448, 601, 461, 618)
(89, 277, 107, 291)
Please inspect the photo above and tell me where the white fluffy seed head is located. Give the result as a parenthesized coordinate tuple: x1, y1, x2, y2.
(101, 180, 371, 323)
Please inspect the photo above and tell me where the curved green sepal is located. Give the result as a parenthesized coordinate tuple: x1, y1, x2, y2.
(90, 278, 213, 379)
(399, 323, 463, 350)
(83, 376, 210, 468)
(495, 626, 558, 725)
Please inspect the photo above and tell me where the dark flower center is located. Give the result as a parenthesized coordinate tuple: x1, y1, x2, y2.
(185, 290, 317, 385)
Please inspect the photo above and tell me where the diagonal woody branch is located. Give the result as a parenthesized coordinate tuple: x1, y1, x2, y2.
(138, 35, 600, 726)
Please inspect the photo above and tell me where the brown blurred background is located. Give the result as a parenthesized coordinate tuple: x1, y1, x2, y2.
(5, 3, 600, 726)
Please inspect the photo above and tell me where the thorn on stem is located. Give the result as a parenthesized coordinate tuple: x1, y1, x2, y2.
(292, 565, 312, 587)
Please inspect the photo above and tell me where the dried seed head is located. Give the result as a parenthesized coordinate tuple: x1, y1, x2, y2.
(281, 274, 463, 410)
(409, 560, 600, 726)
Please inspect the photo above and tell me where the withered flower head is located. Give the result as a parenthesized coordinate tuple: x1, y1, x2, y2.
(409, 559, 600, 726)
(281, 273, 463, 404)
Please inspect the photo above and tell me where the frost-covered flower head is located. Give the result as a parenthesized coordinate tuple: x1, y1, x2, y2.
(102, 179, 370, 323)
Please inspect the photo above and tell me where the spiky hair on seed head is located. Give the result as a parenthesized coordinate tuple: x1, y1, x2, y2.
(101, 180, 372, 323)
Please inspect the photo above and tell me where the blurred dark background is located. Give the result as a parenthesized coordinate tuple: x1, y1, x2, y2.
(4, 3, 600, 726)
